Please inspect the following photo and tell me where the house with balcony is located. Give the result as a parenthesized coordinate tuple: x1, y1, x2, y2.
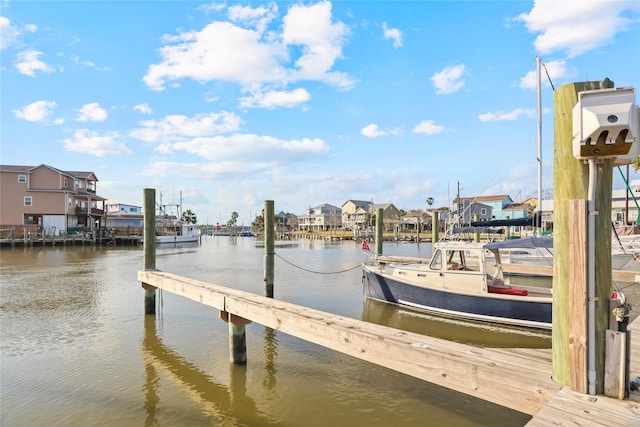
(341, 200, 401, 232)
(0, 164, 107, 236)
(297, 203, 341, 232)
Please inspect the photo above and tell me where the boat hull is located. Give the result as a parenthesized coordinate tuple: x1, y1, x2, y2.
(156, 234, 200, 244)
(363, 265, 552, 329)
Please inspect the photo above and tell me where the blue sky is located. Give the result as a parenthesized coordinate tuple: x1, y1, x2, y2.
(2, 1, 640, 226)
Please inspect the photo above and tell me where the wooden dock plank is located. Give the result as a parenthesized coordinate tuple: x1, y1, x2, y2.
(138, 269, 561, 416)
(526, 387, 640, 426)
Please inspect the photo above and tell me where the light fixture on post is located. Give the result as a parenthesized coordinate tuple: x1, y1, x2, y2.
(572, 87, 639, 165)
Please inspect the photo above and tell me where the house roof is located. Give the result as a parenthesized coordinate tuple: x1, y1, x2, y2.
(0, 164, 99, 181)
(342, 199, 372, 208)
(0, 165, 32, 172)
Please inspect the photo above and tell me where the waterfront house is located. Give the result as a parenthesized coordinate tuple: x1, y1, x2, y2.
(400, 209, 432, 233)
(451, 198, 493, 226)
(454, 195, 514, 223)
(105, 203, 144, 233)
(0, 164, 107, 237)
(297, 203, 342, 232)
(341, 200, 401, 232)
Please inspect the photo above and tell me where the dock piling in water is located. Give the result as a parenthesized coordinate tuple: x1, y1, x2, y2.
(143, 188, 157, 315)
(264, 200, 275, 298)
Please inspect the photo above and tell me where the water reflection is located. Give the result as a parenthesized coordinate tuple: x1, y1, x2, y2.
(362, 298, 551, 348)
(141, 315, 275, 426)
(262, 326, 278, 390)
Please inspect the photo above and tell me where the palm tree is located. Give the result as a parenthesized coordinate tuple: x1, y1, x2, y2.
(227, 211, 239, 235)
(180, 209, 197, 224)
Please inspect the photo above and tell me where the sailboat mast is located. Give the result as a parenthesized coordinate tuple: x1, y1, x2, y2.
(536, 56, 543, 235)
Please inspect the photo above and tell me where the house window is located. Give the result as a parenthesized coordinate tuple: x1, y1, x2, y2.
(480, 208, 487, 215)
(18, 175, 26, 183)
(24, 196, 33, 206)
(64, 178, 68, 187)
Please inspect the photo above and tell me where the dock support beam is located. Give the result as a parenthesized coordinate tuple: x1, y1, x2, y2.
(220, 311, 251, 364)
(264, 200, 274, 298)
(143, 188, 157, 315)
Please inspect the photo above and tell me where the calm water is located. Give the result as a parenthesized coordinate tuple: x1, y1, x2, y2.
(1, 237, 550, 426)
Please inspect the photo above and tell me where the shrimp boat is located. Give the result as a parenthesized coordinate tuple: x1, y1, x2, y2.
(362, 238, 553, 329)
(155, 220, 200, 244)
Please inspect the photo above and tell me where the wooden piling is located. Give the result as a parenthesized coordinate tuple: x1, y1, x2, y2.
(552, 79, 615, 392)
(375, 208, 383, 256)
(220, 311, 251, 364)
(432, 211, 439, 251)
(264, 200, 274, 298)
(473, 214, 480, 243)
(143, 188, 157, 315)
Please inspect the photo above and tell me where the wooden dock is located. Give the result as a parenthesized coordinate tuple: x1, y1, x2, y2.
(138, 269, 640, 423)
(527, 316, 640, 426)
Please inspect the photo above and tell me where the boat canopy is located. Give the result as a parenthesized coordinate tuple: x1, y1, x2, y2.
(470, 211, 542, 228)
(484, 237, 553, 250)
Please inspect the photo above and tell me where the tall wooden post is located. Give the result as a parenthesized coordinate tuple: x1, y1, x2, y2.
(375, 208, 383, 256)
(432, 211, 439, 251)
(552, 79, 614, 393)
(143, 188, 157, 315)
(473, 214, 480, 243)
(264, 200, 274, 298)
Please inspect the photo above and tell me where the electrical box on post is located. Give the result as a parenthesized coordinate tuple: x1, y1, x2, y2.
(572, 87, 639, 165)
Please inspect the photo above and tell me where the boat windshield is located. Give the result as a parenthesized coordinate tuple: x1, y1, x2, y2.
(429, 249, 442, 270)
(430, 247, 483, 272)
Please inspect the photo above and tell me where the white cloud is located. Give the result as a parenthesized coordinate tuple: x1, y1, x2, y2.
(143, 21, 288, 91)
(139, 133, 330, 180)
(130, 111, 242, 143)
(169, 133, 329, 162)
(133, 104, 153, 115)
(360, 123, 402, 138)
(519, 60, 570, 89)
(197, 2, 227, 14)
(516, 0, 640, 58)
(70, 54, 97, 68)
(15, 50, 54, 76)
(143, 1, 353, 102)
(430, 64, 465, 95)
(228, 3, 278, 33)
(63, 129, 133, 157)
(238, 88, 310, 108)
(76, 103, 108, 122)
(382, 22, 403, 48)
(282, 2, 352, 87)
(0, 17, 20, 51)
(413, 120, 444, 135)
(477, 108, 536, 122)
(13, 100, 57, 122)
(361, 124, 385, 138)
